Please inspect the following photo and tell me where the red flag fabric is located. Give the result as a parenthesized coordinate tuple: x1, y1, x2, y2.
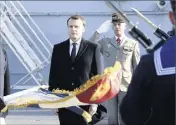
(76, 61, 122, 103)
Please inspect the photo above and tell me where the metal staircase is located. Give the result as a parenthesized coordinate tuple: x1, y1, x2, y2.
(0, 1, 53, 89)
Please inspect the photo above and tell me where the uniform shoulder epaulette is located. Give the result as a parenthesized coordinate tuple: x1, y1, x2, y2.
(123, 37, 137, 48)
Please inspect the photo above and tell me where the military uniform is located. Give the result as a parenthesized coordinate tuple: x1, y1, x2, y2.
(90, 32, 140, 92)
(89, 13, 140, 125)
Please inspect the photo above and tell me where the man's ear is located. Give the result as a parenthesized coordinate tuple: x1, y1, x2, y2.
(82, 26, 85, 33)
(169, 11, 175, 25)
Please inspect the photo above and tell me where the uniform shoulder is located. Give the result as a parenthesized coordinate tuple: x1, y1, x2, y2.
(141, 54, 154, 63)
(137, 54, 155, 73)
(126, 37, 138, 44)
(124, 37, 138, 47)
(101, 36, 112, 41)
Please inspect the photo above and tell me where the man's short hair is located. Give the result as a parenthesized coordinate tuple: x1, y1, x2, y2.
(67, 15, 86, 27)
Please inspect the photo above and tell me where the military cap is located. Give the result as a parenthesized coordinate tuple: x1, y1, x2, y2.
(112, 13, 125, 23)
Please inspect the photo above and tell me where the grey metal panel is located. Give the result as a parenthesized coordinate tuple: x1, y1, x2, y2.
(4, 1, 172, 89)
(19, 1, 171, 12)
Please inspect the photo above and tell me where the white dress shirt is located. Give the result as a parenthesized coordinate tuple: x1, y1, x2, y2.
(115, 35, 126, 47)
(69, 38, 82, 56)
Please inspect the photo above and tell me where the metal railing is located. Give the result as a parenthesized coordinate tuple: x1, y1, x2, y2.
(0, 1, 53, 88)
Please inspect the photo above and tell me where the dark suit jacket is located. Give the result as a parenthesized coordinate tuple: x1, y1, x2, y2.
(49, 38, 104, 125)
(120, 53, 175, 125)
(4, 50, 10, 96)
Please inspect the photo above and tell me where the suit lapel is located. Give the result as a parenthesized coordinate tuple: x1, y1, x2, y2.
(120, 36, 127, 47)
(75, 39, 88, 61)
(109, 37, 118, 49)
(63, 39, 72, 62)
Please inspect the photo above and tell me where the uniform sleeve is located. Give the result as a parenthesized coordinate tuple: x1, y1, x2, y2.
(89, 31, 101, 43)
(95, 45, 104, 74)
(89, 31, 104, 54)
(132, 41, 140, 71)
(91, 45, 104, 76)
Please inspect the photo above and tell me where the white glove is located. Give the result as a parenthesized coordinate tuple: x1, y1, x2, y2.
(89, 104, 98, 116)
(96, 20, 112, 34)
(0, 117, 6, 125)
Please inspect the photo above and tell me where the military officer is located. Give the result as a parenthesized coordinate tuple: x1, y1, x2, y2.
(0, 44, 10, 125)
(90, 13, 140, 125)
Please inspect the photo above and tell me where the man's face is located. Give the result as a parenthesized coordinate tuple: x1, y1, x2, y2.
(169, 11, 176, 33)
(169, 1, 176, 31)
(169, 11, 175, 25)
(112, 22, 126, 37)
(67, 18, 85, 42)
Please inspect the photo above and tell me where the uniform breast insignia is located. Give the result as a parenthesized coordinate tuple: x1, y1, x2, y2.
(123, 46, 133, 52)
(123, 46, 133, 55)
(104, 44, 112, 57)
(106, 44, 112, 49)
(104, 51, 110, 57)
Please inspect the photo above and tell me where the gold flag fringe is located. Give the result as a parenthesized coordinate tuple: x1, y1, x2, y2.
(5, 61, 121, 109)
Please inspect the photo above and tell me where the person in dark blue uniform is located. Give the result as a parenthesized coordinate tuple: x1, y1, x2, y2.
(120, 0, 176, 125)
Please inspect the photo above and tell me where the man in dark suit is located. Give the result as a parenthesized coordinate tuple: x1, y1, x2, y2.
(120, 0, 175, 125)
(48, 15, 103, 125)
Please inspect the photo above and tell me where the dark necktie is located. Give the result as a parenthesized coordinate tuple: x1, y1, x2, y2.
(116, 38, 121, 45)
(71, 43, 77, 61)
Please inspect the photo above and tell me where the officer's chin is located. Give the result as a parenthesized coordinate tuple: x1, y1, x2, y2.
(114, 31, 121, 36)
